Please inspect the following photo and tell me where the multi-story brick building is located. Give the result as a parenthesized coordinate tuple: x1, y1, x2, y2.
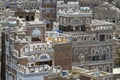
(6, 0, 42, 11)
(57, 2, 115, 79)
(6, 0, 57, 30)
(41, 0, 57, 30)
(1, 17, 20, 80)
(72, 20, 115, 73)
(15, 7, 40, 21)
(57, 1, 92, 32)
(113, 25, 120, 67)
(19, 0, 42, 10)
(1, 17, 72, 80)
(93, 2, 120, 25)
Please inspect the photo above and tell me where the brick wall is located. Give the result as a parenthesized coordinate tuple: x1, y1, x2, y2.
(18, 58, 28, 66)
(54, 43, 73, 70)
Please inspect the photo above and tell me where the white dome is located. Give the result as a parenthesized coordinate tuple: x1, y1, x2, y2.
(32, 28, 41, 37)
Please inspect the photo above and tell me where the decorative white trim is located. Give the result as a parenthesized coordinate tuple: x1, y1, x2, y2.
(39, 53, 50, 60)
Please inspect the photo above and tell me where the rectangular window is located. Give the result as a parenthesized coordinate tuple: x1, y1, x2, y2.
(45, 4, 51, 8)
(81, 25, 86, 31)
(46, 14, 51, 18)
(99, 35, 105, 41)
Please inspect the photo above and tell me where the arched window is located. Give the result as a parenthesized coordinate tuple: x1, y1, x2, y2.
(40, 55, 48, 59)
(33, 46, 35, 51)
(109, 34, 112, 39)
(79, 48, 83, 54)
(106, 65, 110, 72)
(84, 48, 88, 54)
(91, 66, 95, 70)
(106, 47, 110, 53)
(39, 53, 50, 61)
(106, 54, 111, 60)
(74, 48, 78, 55)
(99, 47, 103, 54)
(91, 48, 95, 55)
(78, 54, 85, 61)
(99, 66, 103, 71)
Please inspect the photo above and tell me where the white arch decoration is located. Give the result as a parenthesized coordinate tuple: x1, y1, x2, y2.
(39, 53, 50, 60)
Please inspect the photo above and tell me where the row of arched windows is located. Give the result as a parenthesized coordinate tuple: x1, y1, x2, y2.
(84, 64, 111, 73)
(74, 46, 112, 55)
(91, 47, 111, 54)
(29, 53, 50, 61)
(22, 44, 52, 54)
(89, 54, 111, 61)
(90, 65, 111, 72)
(59, 17, 90, 25)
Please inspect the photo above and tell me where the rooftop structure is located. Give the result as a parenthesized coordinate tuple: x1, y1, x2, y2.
(57, 1, 92, 32)
(46, 31, 71, 44)
(44, 67, 113, 80)
(93, 2, 120, 25)
(113, 68, 120, 80)
(72, 67, 112, 80)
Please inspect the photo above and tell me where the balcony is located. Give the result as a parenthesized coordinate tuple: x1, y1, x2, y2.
(29, 57, 53, 62)
(23, 48, 54, 56)
(17, 65, 62, 77)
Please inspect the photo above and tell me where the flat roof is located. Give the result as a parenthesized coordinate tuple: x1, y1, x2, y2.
(91, 20, 114, 26)
(72, 67, 112, 79)
(113, 68, 120, 74)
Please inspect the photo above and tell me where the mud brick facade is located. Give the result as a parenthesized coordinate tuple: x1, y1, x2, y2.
(54, 43, 73, 70)
(15, 8, 36, 21)
(18, 57, 28, 66)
